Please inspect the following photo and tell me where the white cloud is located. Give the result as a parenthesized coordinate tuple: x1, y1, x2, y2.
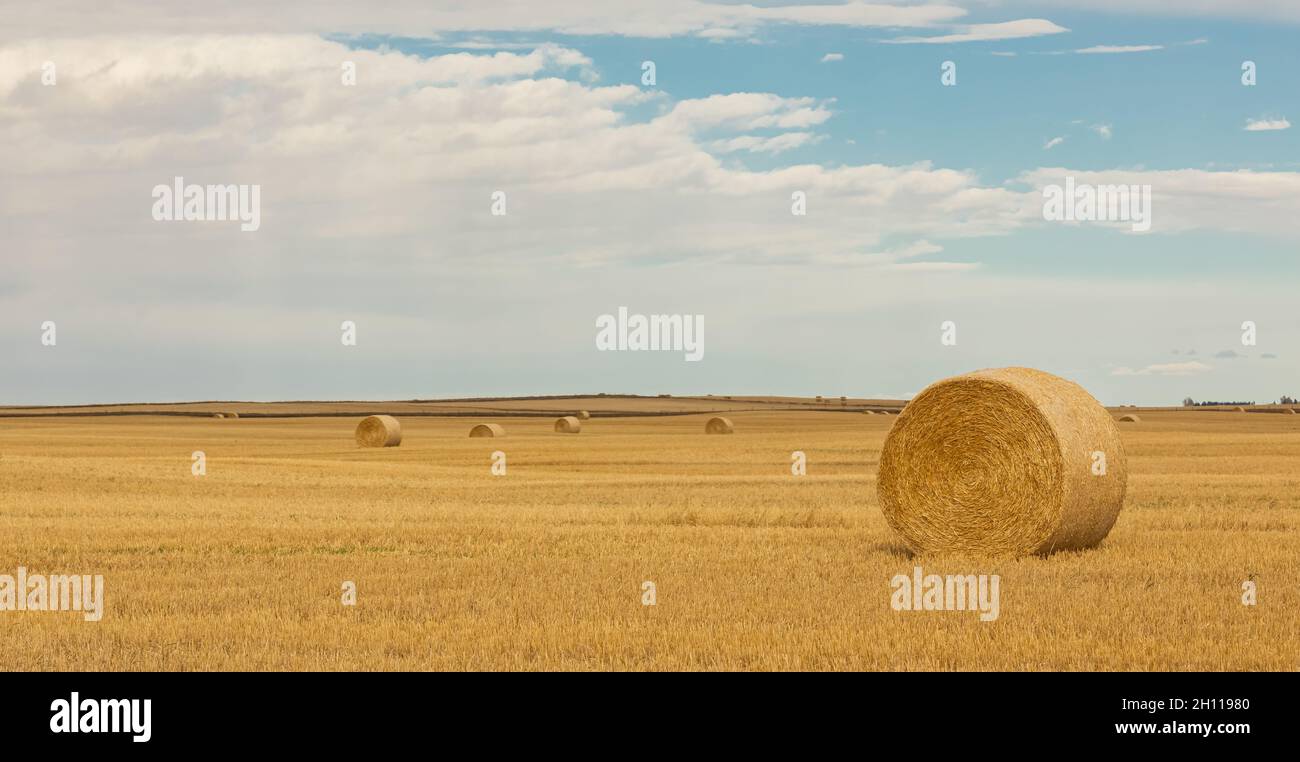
(1075, 44, 1163, 53)
(1043, 136, 1065, 150)
(709, 132, 821, 154)
(1092, 124, 1113, 139)
(885, 19, 1069, 44)
(1245, 117, 1291, 131)
(990, 51, 1018, 57)
(1019, 167, 1300, 236)
(5, 1, 983, 40)
(820, 52, 844, 62)
(1112, 362, 1213, 376)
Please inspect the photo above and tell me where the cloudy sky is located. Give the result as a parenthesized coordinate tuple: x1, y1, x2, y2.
(2, 1, 1297, 406)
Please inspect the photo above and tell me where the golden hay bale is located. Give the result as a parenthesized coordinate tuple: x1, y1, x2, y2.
(1232, 406, 1247, 412)
(468, 423, 505, 438)
(575, 410, 591, 420)
(554, 416, 581, 434)
(225, 412, 239, 419)
(877, 367, 1127, 557)
(862, 410, 875, 415)
(1287, 409, 1298, 415)
(705, 416, 734, 434)
(212, 413, 225, 419)
(1118, 414, 1141, 422)
(355, 415, 402, 447)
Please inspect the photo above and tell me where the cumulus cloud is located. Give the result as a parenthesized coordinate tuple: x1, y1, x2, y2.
(885, 19, 1069, 44)
(820, 52, 844, 62)
(5, 1, 990, 40)
(1018, 166, 1300, 237)
(1245, 117, 1290, 131)
(1092, 124, 1113, 139)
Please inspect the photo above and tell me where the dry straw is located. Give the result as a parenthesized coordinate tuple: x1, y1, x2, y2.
(468, 423, 505, 438)
(554, 416, 581, 434)
(705, 416, 734, 434)
(1232, 406, 1247, 412)
(575, 410, 591, 420)
(212, 413, 225, 419)
(356, 415, 402, 447)
(877, 367, 1127, 557)
(1118, 414, 1141, 422)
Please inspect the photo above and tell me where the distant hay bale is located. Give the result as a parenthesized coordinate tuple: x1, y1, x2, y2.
(1118, 414, 1141, 422)
(862, 410, 875, 415)
(355, 415, 402, 447)
(1288, 408, 1298, 415)
(575, 410, 591, 420)
(212, 413, 225, 419)
(705, 416, 734, 434)
(225, 412, 239, 419)
(877, 367, 1127, 557)
(1232, 406, 1247, 412)
(554, 416, 581, 434)
(468, 423, 505, 438)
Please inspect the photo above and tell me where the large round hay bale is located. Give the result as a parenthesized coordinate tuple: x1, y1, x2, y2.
(468, 423, 505, 438)
(355, 415, 402, 447)
(554, 416, 581, 434)
(877, 367, 1127, 557)
(575, 410, 591, 420)
(1118, 413, 1141, 422)
(705, 416, 734, 434)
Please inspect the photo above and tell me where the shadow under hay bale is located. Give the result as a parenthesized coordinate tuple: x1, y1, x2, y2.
(877, 366, 1126, 557)
(468, 423, 505, 438)
(356, 415, 402, 447)
(705, 416, 734, 434)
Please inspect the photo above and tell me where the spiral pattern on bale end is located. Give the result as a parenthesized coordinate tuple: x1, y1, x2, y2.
(705, 416, 734, 434)
(554, 416, 581, 433)
(876, 367, 1126, 557)
(468, 423, 505, 438)
(355, 415, 402, 447)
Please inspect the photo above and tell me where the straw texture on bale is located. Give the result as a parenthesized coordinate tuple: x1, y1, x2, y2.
(468, 423, 505, 438)
(224, 412, 239, 419)
(877, 367, 1127, 557)
(575, 410, 591, 420)
(355, 415, 402, 447)
(1118, 414, 1141, 422)
(705, 416, 734, 434)
(554, 416, 581, 434)
(212, 413, 225, 419)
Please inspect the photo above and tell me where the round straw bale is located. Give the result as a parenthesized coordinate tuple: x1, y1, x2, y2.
(356, 415, 402, 447)
(468, 423, 505, 438)
(554, 416, 581, 434)
(862, 410, 875, 415)
(705, 416, 734, 434)
(212, 413, 225, 419)
(1287, 408, 1298, 415)
(1232, 406, 1247, 412)
(225, 412, 239, 419)
(877, 367, 1127, 557)
(575, 410, 591, 420)
(1118, 413, 1141, 422)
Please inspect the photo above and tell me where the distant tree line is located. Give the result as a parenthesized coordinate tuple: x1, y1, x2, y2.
(1182, 398, 1256, 407)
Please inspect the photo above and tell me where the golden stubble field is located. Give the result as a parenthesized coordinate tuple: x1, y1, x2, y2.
(1, 407, 1298, 671)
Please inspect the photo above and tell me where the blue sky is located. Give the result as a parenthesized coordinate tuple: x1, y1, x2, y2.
(2, 1, 1298, 406)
